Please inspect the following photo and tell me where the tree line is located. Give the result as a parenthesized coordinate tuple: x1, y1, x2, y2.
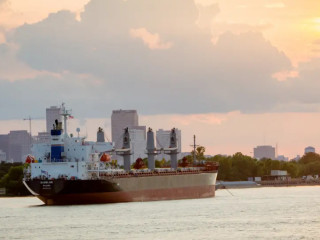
(205, 152, 320, 181)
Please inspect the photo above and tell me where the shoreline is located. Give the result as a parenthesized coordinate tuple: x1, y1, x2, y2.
(216, 179, 320, 189)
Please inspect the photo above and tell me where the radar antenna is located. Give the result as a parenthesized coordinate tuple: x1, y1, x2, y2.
(60, 103, 72, 137)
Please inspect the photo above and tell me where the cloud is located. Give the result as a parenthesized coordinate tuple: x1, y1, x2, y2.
(0, 0, 7, 7)
(169, 113, 230, 126)
(313, 39, 320, 52)
(0, 43, 44, 81)
(1, 0, 320, 120)
(130, 28, 172, 50)
(264, 2, 286, 9)
(0, 26, 5, 43)
(272, 70, 299, 82)
(0, 70, 109, 119)
(196, 3, 220, 29)
(277, 58, 320, 111)
(11, 10, 84, 73)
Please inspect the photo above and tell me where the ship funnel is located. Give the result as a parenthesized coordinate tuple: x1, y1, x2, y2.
(97, 127, 105, 142)
(146, 128, 157, 170)
(169, 128, 178, 169)
(50, 119, 64, 162)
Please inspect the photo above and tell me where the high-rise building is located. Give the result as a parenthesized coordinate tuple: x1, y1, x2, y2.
(33, 132, 51, 144)
(46, 106, 62, 133)
(0, 135, 9, 161)
(111, 110, 139, 149)
(0, 150, 6, 162)
(156, 129, 182, 161)
(305, 146, 315, 154)
(111, 110, 149, 166)
(253, 145, 275, 160)
(8, 130, 31, 162)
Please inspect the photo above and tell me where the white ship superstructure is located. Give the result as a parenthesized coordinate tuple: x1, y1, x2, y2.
(27, 104, 113, 181)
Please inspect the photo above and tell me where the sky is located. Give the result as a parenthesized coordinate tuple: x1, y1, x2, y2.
(0, 0, 320, 158)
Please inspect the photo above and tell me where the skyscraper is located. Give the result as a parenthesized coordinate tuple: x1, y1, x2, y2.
(111, 110, 139, 149)
(8, 130, 31, 162)
(0, 150, 6, 162)
(0, 134, 9, 161)
(46, 106, 62, 133)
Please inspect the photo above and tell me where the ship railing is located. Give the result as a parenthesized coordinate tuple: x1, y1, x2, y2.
(47, 159, 74, 163)
(98, 165, 218, 179)
(131, 169, 153, 174)
(98, 169, 130, 178)
(31, 175, 51, 180)
(154, 168, 176, 173)
(89, 169, 126, 173)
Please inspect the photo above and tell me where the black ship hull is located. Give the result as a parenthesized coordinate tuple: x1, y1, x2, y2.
(24, 172, 217, 205)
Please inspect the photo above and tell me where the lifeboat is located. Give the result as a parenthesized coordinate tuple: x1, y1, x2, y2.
(100, 153, 111, 162)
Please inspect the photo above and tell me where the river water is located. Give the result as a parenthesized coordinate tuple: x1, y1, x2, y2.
(1, 186, 320, 240)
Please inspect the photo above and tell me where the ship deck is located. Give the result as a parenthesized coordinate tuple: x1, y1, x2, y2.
(98, 168, 218, 179)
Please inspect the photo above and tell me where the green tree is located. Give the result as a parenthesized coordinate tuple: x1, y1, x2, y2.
(191, 146, 206, 162)
(299, 152, 320, 164)
(155, 158, 167, 168)
(229, 152, 257, 181)
(0, 165, 29, 196)
(0, 162, 23, 179)
(212, 155, 232, 180)
(281, 161, 299, 178)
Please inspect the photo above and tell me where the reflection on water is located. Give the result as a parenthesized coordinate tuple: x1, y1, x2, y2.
(1, 186, 320, 240)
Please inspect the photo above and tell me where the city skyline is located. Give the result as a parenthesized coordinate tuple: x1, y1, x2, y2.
(2, 111, 320, 159)
(0, 0, 320, 159)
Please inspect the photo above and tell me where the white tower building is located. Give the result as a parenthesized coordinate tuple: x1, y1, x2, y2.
(111, 110, 147, 166)
(129, 128, 147, 164)
(111, 110, 139, 149)
(156, 129, 182, 161)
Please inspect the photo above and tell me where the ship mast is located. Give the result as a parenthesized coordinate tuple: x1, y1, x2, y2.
(191, 135, 199, 165)
(61, 103, 71, 137)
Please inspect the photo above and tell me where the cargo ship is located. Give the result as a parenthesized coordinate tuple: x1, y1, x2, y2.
(23, 104, 218, 205)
